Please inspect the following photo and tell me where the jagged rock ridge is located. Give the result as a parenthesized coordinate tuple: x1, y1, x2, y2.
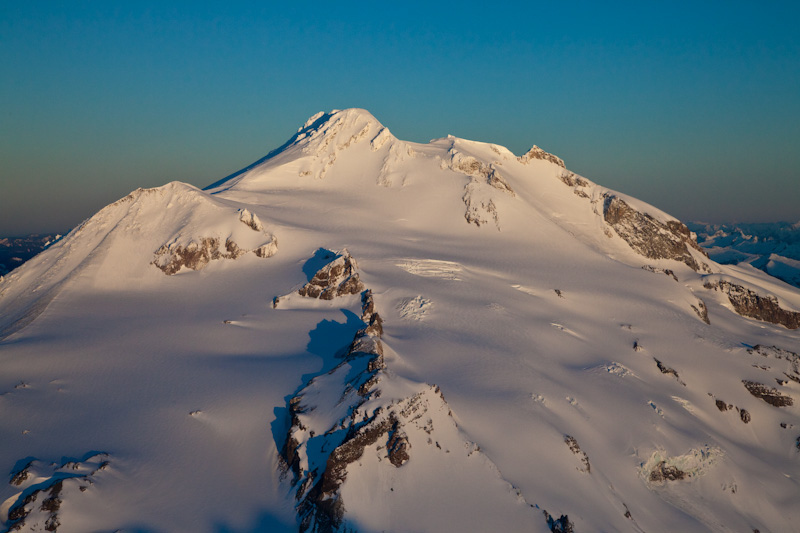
(603, 195, 709, 272)
(279, 254, 425, 531)
(278, 251, 542, 532)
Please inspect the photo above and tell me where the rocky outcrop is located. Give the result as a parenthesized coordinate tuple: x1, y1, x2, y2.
(740, 408, 752, 423)
(9, 461, 33, 487)
(545, 167, 592, 200)
(641, 265, 679, 282)
(711, 395, 750, 423)
(704, 280, 800, 330)
(746, 344, 800, 389)
(151, 205, 277, 275)
(153, 237, 243, 274)
(550, 168, 592, 199)
(564, 435, 590, 473)
(463, 192, 499, 228)
(254, 241, 279, 258)
(654, 358, 685, 386)
(238, 208, 264, 231)
(543, 511, 575, 533)
(641, 446, 721, 489)
(386, 424, 411, 467)
(518, 145, 566, 168)
(296, 249, 365, 300)
(557, 170, 588, 187)
(446, 151, 515, 195)
(649, 461, 687, 482)
(441, 148, 515, 228)
(359, 289, 384, 337)
(748, 345, 800, 376)
(602, 195, 709, 272)
(742, 380, 793, 407)
(4, 454, 109, 532)
(691, 298, 710, 324)
(152, 234, 278, 275)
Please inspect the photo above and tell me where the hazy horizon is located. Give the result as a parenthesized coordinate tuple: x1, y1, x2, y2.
(2, 2, 799, 235)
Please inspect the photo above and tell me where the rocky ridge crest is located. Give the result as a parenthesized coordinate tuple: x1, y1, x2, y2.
(603, 194, 710, 272)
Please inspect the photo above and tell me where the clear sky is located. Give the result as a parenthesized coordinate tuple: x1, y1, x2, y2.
(2, 1, 799, 235)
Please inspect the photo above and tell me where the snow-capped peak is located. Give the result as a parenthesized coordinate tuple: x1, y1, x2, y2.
(293, 108, 386, 150)
(300, 108, 382, 132)
(205, 108, 397, 191)
(3, 108, 800, 533)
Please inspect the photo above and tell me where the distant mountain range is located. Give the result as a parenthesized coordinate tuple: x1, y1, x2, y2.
(0, 234, 61, 277)
(689, 221, 800, 288)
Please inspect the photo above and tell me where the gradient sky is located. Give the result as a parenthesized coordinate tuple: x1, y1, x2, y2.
(2, 1, 799, 235)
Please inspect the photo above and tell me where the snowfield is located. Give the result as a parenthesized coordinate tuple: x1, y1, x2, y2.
(1, 109, 799, 532)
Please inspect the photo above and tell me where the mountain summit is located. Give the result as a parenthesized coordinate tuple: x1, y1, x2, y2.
(1, 109, 799, 532)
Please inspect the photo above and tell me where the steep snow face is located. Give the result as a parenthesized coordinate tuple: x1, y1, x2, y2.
(1, 109, 800, 533)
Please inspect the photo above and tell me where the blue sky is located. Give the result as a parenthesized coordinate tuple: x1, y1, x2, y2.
(2, 1, 799, 235)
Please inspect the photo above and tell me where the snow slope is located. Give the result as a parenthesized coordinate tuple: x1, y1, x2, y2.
(1, 108, 799, 532)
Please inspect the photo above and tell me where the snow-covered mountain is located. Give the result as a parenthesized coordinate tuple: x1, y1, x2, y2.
(1, 108, 799, 533)
(690, 221, 800, 289)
